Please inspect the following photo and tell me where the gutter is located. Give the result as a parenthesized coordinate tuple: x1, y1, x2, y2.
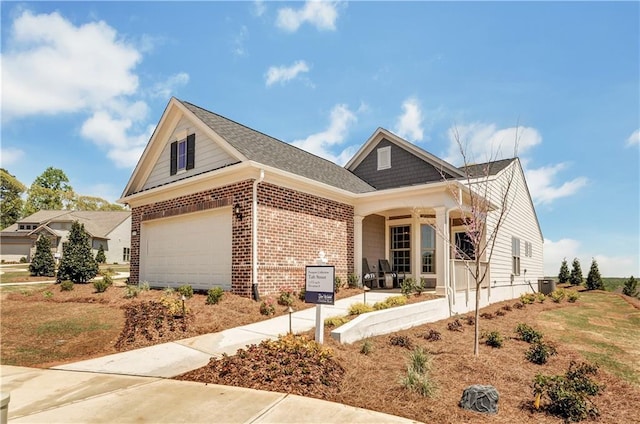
(252, 169, 265, 301)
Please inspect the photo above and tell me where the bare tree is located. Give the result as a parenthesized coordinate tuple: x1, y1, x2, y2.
(439, 127, 519, 356)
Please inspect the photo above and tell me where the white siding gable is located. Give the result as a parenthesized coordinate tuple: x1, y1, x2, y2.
(142, 117, 239, 191)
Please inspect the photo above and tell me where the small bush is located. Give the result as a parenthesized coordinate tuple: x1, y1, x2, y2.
(177, 285, 194, 299)
(19, 256, 27, 263)
(447, 319, 464, 332)
(401, 347, 436, 397)
(401, 278, 415, 297)
(536, 292, 546, 303)
(324, 316, 349, 327)
(60, 280, 74, 291)
(415, 278, 427, 295)
(533, 361, 603, 422)
(93, 278, 111, 293)
(389, 334, 412, 349)
(124, 285, 140, 298)
(160, 291, 189, 316)
(516, 323, 543, 343)
(348, 302, 374, 315)
(206, 287, 224, 305)
(520, 293, 536, 304)
(567, 291, 580, 303)
(334, 276, 344, 293)
(424, 329, 442, 341)
(298, 286, 306, 301)
(526, 341, 557, 365)
(373, 295, 407, 310)
(513, 302, 524, 309)
(495, 309, 506, 316)
(484, 331, 503, 348)
(480, 312, 495, 320)
(465, 315, 475, 325)
(550, 288, 566, 303)
(502, 304, 513, 312)
(360, 339, 373, 355)
(277, 290, 295, 306)
(43, 290, 54, 299)
(139, 281, 151, 291)
(347, 273, 360, 289)
(622, 275, 638, 297)
(259, 297, 276, 316)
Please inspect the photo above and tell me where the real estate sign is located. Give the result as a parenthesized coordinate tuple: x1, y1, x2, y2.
(305, 265, 335, 305)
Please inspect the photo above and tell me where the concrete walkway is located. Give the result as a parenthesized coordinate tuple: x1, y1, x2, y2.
(1, 291, 420, 423)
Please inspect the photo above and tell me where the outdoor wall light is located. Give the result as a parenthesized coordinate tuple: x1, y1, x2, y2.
(131, 230, 137, 236)
(234, 203, 243, 220)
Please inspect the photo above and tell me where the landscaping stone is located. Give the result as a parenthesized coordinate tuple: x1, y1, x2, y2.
(459, 384, 499, 414)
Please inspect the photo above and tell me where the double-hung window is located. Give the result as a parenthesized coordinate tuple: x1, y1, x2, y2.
(170, 133, 195, 175)
(454, 231, 476, 260)
(421, 224, 436, 273)
(390, 225, 411, 273)
(512, 237, 521, 275)
(123, 247, 130, 262)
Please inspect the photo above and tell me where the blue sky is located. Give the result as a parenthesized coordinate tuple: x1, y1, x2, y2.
(1, 1, 638, 277)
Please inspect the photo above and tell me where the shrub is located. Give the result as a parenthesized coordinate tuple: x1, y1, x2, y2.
(93, 278, 110, 293)
(585, 258, 604, 290)
(57, 221, 99, 283)
(348, 302, 374, 315)
(520, 293, 536, 304)
(60, 280, 74, 291)
(400, 347, 436, 397)
(177, 285, 194, 299)
(515, 323, 543, 344)
(623, 276, 638, 297)
(513, 302, 524, 309)
(259, 297, 276, 316)
(495, 309, 506, 316)
(43, 290, 54, 299)
(347, 273, 359, 289)
(19, 256, 27, 263)
(526, 341, 557, 365)
(95, 244, 106, 264)
(401, 278, 415, 297)
(29, 235, 56, 277)
(389, 334, 412, 349)
(206, 287, 224, 305)
(277, 290, 295, 306)
(360, 339, 373, 355)
(550, 288, 566, 303)
(124, 285, 140, 298)
(465, 315, 475, 325)
(139, 281, 151, 291)
(424, 329, 442, 341)
(334, 276, 344, 293)
(533, 361, 603, 422)
(298, 286, 306, 301)
(161, 290, 189, 316)
(536, 292, 546, 303)
(480, 312, 495, 320)
(447, 319, 464, 332)
(324, 316, 349, 327)
(373, 295, 407, 310)
(484, 331, 503, 348)
(558, 258, 570, 285)
(569, 258, 583, 286)
(502, 304, 513, 312)
(567, 291, 580, 303)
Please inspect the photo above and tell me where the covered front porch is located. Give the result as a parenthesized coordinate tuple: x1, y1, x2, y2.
(352, 182, 490, 297)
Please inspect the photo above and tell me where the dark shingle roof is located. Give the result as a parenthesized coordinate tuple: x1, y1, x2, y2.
(180, 100, 375, 194)
(460, 158, 516, 178)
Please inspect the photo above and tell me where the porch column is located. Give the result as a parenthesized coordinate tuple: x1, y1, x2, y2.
(434, 207, 448, 296)
(354, 215, 364, 281)
(412, 212, 421, 282)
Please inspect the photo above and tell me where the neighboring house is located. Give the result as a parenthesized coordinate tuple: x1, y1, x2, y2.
(0, 210, 132, 264)
(119, 97, 543, 305)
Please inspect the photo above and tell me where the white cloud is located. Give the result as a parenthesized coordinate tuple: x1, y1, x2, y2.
(626, 129, 640, 147)
(526, 163, 588, 205)
(232, 25, 249, 57)
(291, 104, 356, 164)
(544, 238, 639, 278)
(2, 10, 141, 120)
(252, 1, 267, 17)
(394, 97, 424, 142)
(151, 72, 190, 99)
(276, 1, 339, 32)
(265, 60, 310, 86)
(0, 147, 25, 167)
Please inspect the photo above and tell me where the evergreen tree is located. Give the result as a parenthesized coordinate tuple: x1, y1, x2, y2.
(585, 258, 604, 290)
(558, 258, 570, 285)
(29, 235, 56, 277)
(95, 244, 106, 264)
(569, 258, 583, 286)
(622, 276, 638, 298)
(57, 221, 98, 283)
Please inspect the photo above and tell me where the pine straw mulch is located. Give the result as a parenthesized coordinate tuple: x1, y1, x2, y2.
(175, 295, 640, 424)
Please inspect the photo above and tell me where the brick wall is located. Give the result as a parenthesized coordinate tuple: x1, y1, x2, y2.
(129, 180, 354, 298)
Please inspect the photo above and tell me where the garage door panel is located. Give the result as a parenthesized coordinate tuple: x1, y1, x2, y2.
(140, 209, 231, 291)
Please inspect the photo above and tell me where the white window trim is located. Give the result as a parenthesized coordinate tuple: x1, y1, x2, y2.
(176, 138, 187, 173)
(377, 146, 391, 170)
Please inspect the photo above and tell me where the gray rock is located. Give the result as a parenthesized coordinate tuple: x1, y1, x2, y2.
(459, 384, 499, 414)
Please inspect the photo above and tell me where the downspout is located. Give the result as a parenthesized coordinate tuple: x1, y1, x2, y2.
(252, 169, 265, 301)
(444, 207, 457, 316)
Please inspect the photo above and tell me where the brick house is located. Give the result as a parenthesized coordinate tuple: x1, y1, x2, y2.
(119, 98, 544, 301)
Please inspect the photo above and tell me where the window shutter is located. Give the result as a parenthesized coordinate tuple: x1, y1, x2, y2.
(170, 141, 177, 175)
(186, 133, 195, 170)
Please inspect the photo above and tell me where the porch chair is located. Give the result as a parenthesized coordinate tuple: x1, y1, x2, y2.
(378, 259, 399, 289)
(362, 258, 378, 289)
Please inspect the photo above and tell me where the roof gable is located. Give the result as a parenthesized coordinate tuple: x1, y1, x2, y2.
(2, 210, 131, 239)
(345, 128, 464, 190)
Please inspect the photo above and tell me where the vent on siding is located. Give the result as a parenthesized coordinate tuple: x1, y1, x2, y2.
(377, 146, 391, 170)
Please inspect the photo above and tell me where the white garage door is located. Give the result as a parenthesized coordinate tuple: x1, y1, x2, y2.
(140, 208, 232, 291)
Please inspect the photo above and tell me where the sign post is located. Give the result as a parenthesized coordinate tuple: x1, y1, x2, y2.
(305, 265, 335, 344)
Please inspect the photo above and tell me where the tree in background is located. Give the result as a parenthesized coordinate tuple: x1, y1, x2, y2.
(0, 168, 26, 229)
(569, 258, 583, 286)
(558, 258, 570, 285)
(622, 276, 638, 298)
(29, 235, 56, 277)
(585, 258, 604, 291)
(95, 244, 106, 264)
(23, 167, 72, 215)
(57, 221, 98, 283)
(68, 194, 124, 211)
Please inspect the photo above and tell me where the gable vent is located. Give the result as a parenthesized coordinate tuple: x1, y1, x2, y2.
(377, 146, 391, 170)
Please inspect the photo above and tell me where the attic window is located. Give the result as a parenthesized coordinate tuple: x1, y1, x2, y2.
(377, 146, 391, 170)
(170, 133, 195, 176)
